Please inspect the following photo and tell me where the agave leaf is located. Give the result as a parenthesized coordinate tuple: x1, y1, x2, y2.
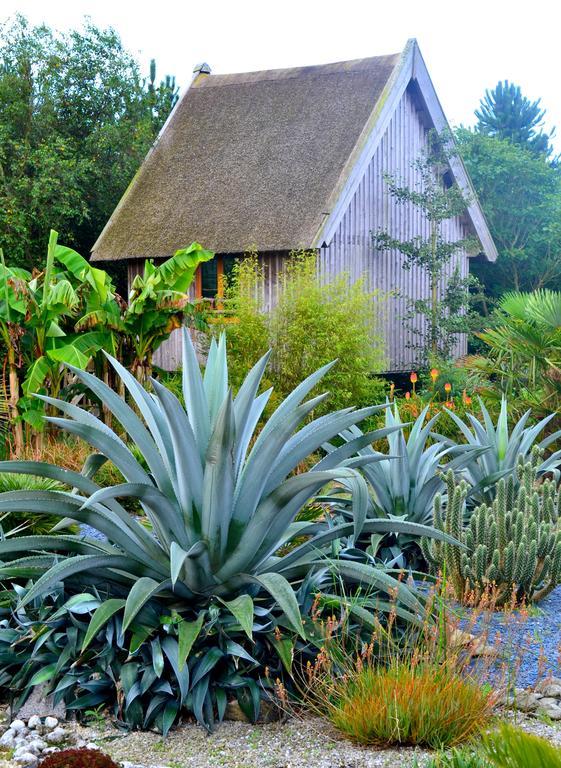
(253, 572, 305, 639)
(123, 577, 170, 632)
(17, 554, 141, 608)
(219, 594, 254, 640)
(232, 350, 271, 473)
(177, 613, 205, 670)
(82, 598, 126, 651)
(181, 328, 211, 460)
(150, 378, 203, 519)
(204, 333, 228, 428)
(162, 637, 190, 705)
(201, 391, 235, 564)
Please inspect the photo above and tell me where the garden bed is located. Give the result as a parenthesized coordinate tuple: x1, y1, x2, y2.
(1, 712, 559, 768)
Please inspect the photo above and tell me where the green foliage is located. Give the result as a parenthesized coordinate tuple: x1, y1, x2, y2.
(209, 251, 387, 416)
(0, 232, 213, 443)
(456, 130, 561, 296)
(467, 290, 561, 420)
(0, 330, 449, 731)
(0, 472, 61, 534)
(475, 81, 554, 157)
(422, 452, 561, 604)
(423, 747, 490, 768)
(0, 15, 177, 268)
(39, 747, 120, 768)
(482, 723, 561, 767)
(434, 397, 561, 504)
(373, 130, 478, 362)
(123, 243, 214, 380)
(324, 402, 474, 568)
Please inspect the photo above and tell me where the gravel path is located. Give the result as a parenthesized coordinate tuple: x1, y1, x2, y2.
(462, 585, 561, 689)
(75, 712, 561, 768)
(79, 717, 435, 768)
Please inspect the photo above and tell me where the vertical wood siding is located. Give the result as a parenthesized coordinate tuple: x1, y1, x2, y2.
(318, 85, 473, 371)
(128, 86, 474, 373)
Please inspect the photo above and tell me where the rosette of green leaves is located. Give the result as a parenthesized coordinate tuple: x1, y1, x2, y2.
(0, 330, 454, 730)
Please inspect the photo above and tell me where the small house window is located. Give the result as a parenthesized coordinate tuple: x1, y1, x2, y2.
(196, 255, 237, 302)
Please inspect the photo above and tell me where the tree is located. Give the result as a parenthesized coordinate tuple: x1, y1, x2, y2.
(475, 80, 554, 157)
(0, 16, 178, 270)
(372, 131, 478, 363)
(457, 128, 561, 297)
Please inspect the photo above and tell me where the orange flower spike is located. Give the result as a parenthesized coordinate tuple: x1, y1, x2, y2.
(410, 371, 417, 396)
(444, 382, 452, 394)
(405, 391, 411, 400)
(430, 368, 439, 382)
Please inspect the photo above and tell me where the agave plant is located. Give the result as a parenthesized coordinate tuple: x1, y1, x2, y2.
(0, 330, 453, 731)
(322, 402, 474, 568)
(435, 397, 561, 503)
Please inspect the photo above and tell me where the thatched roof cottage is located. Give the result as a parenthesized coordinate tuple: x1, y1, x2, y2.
(92, 39, 496, 371)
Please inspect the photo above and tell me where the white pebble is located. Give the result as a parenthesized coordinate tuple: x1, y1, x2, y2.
(26, 739, 47, 755)
(13, 753, 38, 767)
(10, 719, 26, 733)
(27, 716, 41, 731)
(86, 742, 100, 750)
(43, 716, 58, 731)
(0, 729, 15, 747)
(45, 727, 66, 745)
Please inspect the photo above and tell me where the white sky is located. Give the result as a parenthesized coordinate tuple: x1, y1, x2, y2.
(2, 0, 560, 150)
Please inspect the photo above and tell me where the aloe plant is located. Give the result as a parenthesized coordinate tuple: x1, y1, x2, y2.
(0, 330, 453, 731)
(435, 397, 561, 503)
(323, 403, 475, 567)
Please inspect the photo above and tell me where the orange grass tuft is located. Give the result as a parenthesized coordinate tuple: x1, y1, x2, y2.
(326, 658, 493, 748)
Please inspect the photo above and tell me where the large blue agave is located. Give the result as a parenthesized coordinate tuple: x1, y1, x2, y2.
(0, 330, 453, 730)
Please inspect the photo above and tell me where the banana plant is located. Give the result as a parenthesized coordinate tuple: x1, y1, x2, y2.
(435, 397, 561, 503)
(0, 330, 457, 730)
(121, 242, 214, 382)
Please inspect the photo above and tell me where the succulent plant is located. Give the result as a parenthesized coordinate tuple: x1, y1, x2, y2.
(434, 397, 561, 503)
(422, 449, 561, 604)
(323, 402, 476, 568)
(0, 329, 453, 731)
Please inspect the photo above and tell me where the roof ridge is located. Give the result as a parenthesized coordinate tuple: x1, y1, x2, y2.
(192, 53, 401, 88)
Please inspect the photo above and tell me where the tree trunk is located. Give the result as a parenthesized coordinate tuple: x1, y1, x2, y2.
(7, 348, 23, 458)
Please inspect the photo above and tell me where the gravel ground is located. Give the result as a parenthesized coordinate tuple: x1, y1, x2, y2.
(462, 585, 561, 689)
(78, 717, 435, 768)
(73, 712, 561, 768)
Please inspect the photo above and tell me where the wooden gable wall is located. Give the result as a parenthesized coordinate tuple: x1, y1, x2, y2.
(317, 82, 474, 372)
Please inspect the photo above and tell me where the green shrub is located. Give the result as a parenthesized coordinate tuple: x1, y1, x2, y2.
(209, 251, 387, 415)
(482, 723, 561, 767)
(0, 330, 449, 733)
(422, 453, 561, 605)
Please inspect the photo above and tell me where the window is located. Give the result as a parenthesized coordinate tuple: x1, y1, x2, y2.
(196, 255, 237, 301)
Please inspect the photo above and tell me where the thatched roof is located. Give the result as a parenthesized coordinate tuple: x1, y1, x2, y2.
(91, 52, 401, 261)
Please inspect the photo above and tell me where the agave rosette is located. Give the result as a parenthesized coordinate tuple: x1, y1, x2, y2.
(0, 330, 455, 729)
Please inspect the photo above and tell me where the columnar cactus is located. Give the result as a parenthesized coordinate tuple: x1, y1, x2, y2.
(421, 451, 561, 605)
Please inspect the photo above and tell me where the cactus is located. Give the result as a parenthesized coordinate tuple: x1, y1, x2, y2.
(422, 450, 561, 605)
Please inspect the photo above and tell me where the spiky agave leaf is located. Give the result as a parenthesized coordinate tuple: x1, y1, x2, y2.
(0, 329, 459, 730)
(323, 401, 475, 567)
(434, 396, 561, 502)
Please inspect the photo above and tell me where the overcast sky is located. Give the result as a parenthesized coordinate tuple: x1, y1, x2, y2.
(2, 0, 559, 150)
